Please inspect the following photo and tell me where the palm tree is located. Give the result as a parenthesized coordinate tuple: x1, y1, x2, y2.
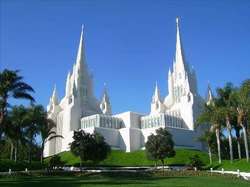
(198, 130, 215, 165)
(216, 83, 237, 163)
(197, 104, 224, 164)
(35, 106, 63, 163)
(0, 69, 34, 139)
(6, 105, 29, 162)
(235, 79, 250, 162)
(23, 105, 41, 163)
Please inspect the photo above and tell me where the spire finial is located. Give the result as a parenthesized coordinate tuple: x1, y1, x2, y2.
(176, 17, 179, 25)
(51, 84, 58, 105)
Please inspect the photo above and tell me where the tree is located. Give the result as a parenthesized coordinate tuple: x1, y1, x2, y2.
(70, 130, 110, 169)
(35, 105, 63, 163)
(189, 154, 204, 170)
(145, 128, 175, 173)
(235, 79, 250, 162)
(6, 105, 29, 162)
(197, 104, 224, 164)
(0, 69, 35, 139)
(198, 130, 215, 165)
(216, 83, 237, 163)
(23, 105, 42, 163)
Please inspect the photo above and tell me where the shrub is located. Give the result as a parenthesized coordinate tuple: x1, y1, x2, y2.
(0, 159, 46, 172)
(188, 154, 204, 170)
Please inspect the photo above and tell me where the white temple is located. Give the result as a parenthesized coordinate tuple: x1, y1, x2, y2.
(44, 18, 207, 157)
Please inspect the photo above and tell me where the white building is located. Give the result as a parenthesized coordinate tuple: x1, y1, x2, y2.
(44, 18, 206, 157)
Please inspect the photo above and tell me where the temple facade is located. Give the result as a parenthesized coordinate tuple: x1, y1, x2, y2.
(44, 18, 206, 157)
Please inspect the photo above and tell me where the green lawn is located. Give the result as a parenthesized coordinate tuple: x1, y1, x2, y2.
(0, 173, 249, 187)
(53, 149, 250, 172)
(212, 159, 250, 172)
(57, 149, 211, 166)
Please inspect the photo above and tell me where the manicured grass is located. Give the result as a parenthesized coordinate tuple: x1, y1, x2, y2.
(211, 159, 250, 172)
(0, 172, 249, 187)
(57, 149, 211, 166)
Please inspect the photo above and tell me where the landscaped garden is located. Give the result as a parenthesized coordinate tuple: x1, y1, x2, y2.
(0, 172, 249, 187)
(0, 68, 250, 186)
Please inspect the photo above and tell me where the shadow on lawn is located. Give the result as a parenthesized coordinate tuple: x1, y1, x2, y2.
(0, 174, 190, 187)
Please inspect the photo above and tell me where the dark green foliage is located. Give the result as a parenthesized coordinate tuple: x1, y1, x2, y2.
(47, 155, 65, 170)
(70, 130, 111, 166)
(0, 159, 46, 172)
(0, 69, 35, 139)
(188, 154, 204, 170)
(145, 128, 175, 167)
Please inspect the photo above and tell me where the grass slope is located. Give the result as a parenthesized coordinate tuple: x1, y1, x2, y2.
(58, 149, 210, 166)
(58, 149, 250, 171)
(0, 173, 249, 187)
(211, 159, 250, 172)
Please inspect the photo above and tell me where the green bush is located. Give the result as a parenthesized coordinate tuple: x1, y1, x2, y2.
(188, 154, 204, 170)
(0, 159, 46, 172)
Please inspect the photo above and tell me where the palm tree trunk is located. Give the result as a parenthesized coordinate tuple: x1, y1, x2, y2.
(240, 124, 249, 162)
(226, 121, 234, 163)
(41, 141, 44, 164)
(10, 142, 14, 160)
(208, 146, 212, 165)
(237, 138, 242, 159)
(215, 128, 222, 164)
(14, 146, 17, 162)
(29, 140, 32, 164)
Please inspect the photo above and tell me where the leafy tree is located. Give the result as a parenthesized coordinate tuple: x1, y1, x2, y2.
(189, 154, 204, 170)
(0, 69, 34, 139)
(47, 155, 65, 172)
(70, 130, 110, 169)
(145, 128, 175, 173)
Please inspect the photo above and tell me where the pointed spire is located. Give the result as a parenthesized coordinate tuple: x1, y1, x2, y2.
(206, 82, 214, 105)
(168, 68, 171, 77)
(153, 82, 161, 102)
(76, 24, 85, 67)
(74, 25, 86, 89)
(100, 83, 112, 115)
(51, 85, 58, 105)
(65, 71, 71, 97)
(175, 17, 186, 71)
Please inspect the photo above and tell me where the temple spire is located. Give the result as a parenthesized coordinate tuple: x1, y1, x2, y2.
(51, 85, 58, 105)
(100, 83, 112, 115)
(206, 83, 214, 105)
(65, 71, 71, 97)
(175, 17, 185, 71)
(153, 82, 161, 102)
(76, 25, 85, 66)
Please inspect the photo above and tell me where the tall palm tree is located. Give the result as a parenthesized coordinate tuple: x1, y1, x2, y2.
(35, 106, 63, 163)
(198, 130, 215, 165)
(0, 69, 35, 139)
(6, 105, 29, 162)
(197, 104, 224, 164)
(23, 105, 42, 163)
(216, 83, 237, 163)
(235, 79, 250, 162)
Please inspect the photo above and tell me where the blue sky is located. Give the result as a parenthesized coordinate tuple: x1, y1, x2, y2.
(1, 0, 250, 114)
